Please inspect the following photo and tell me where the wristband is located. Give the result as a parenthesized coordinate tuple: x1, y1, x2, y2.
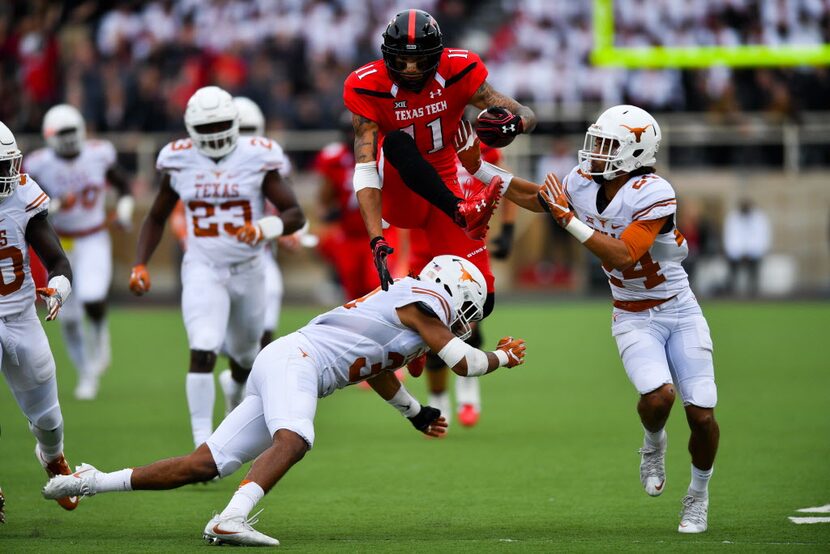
(387, 385, 421, 418)
(493, 349, 509, 367)
(565, 217, 595, 243)
(258, 216, 285, 239)
(473, 161, 513, 194)
(353, 161, 381, 192)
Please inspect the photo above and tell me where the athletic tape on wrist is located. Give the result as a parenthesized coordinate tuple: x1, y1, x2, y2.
(438, 337, 489, 377)
(387, 385, 421, 418)
(473, 161, 513, 194)
(258, 216, 285, 239)
(565, 217, 595, 243)
(493, 349, 509, 367)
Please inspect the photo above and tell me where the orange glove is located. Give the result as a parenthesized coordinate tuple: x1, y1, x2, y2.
(129, 264, 151, 295)
(496, 336, 526, 368)
(235, 223, 263, 246)
(539, 172, 574, 227)
(36, 287, 62, 321)
(453, 120, 482, 175)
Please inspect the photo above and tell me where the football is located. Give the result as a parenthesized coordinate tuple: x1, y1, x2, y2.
(475, 107, 519, 148)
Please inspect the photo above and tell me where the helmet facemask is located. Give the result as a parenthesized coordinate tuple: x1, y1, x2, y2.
(0, 151, 22, 201)
(188, 119, 239, 159)
(578, 128, 626, 181)
(418, 255, 486, 342)
(382, 51, 442, 92)
(47, 127, 85, 158)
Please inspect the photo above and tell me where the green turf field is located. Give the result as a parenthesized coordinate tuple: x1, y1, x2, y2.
(1, 301, 829, 552)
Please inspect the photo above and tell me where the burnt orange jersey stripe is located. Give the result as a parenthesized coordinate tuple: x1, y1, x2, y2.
(25, 193, 48, 211)
(633, 199, 676, 220)
(412, 287, 451, 322)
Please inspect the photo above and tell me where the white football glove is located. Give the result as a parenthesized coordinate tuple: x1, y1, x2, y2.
(36, 275, 71, 321)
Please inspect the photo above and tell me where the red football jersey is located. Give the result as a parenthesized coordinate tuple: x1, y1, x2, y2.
(313, 142, 365, 236)
(343, 48, 488, 180)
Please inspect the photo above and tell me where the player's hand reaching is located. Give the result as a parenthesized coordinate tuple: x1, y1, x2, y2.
(408, 405, 447, 437)
(539, 172, 574, 228)
(370, 235, 394, 291)
(453, 120, 482, 175)
(496, 336, 526, 368)
(129, 264, 151, 296)
(36, 288, 62, 321)
(235, 223, 263, 246)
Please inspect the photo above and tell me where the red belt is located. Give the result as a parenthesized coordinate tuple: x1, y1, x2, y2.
(613, 295, 676, 312)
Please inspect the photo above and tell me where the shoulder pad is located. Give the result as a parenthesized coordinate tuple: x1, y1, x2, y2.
(156, 139, 196, 171)
(625, 174, 677, 220)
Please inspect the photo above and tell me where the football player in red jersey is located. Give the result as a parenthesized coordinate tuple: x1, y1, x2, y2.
(343, 8, 536, 320)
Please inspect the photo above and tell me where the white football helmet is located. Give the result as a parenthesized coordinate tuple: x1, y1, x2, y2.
(184, 86, 239, 158)
(233, 97, 265, 136)
(578, 104, 661, 180)
(419, 255, 487, 341)
(42, 104, 86, 157)
(0, 121, 22, 201)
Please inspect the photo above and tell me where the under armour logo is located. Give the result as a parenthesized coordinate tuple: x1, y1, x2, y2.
(502, 124, 516, 134)
(474, 199, 486, 212)
(430, 89, 443, 99)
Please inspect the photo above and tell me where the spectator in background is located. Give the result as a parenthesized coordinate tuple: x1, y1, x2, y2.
(723, 198, 771, 296)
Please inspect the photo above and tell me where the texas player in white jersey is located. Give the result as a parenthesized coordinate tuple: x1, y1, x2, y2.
(24, 104, 134, 400)
(128, 86, 305, 449)
(454, 105, 719, 534)
(44, 254, 526, 546)
(0, 120, 80, 513)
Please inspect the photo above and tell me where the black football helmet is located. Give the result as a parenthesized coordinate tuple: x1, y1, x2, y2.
(381, 9, 443, 92)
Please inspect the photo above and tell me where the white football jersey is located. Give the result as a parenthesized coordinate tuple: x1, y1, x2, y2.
(0, 175, 50, 317)
(562, 166, 689, 301)
(157, 136, 289, 265)
(24, 140, 115, 235)
(298, 277, 453, 395)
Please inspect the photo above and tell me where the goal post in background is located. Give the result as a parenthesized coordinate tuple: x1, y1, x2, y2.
(590, 0, 830, 68)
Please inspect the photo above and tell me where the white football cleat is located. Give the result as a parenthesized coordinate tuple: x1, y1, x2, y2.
(678, 494, 708, 533)
(203, 511, 280, 547)
(218, 369, 245, 416)
(74, 374, 99, 401)
(35, 445, 79, 510)
(639, 436, 667, 496)
(42, 463, 100, 500)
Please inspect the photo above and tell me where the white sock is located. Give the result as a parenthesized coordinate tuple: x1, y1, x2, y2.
(689, 464, 713, 498)
(220, 481, 265, 520)
(96, 468, 133, 492)
(31, 422, 64, 461)
(186, 373, 215, 447)
(455, 375, 481, 410)
(643, 426, 667, 449)
(89, 317, 110, 372)
(61, 319, 89, 376)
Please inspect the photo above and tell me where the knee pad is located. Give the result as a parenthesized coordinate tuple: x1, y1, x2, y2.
(681, 377, 717, 409)
(382, 130, 419, 165)
(425, 351, 445, 371)
(31, 403, 63, 432)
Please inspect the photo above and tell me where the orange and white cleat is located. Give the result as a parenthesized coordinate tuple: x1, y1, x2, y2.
(457, 404, 480, 427)
(36, 445, 79, 510)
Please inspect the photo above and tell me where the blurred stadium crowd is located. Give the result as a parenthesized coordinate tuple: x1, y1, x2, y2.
(2, 0, 830, 137)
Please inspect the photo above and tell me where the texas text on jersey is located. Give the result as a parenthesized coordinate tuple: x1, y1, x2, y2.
(156, 135, 289, 265)
(562, 166, 689, 302)
(344, 48, 488, 180)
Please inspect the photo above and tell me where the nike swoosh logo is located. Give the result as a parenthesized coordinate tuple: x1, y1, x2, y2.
(71, 468, 93, 478)
(212, 524, 240, 535)
(655, 480, 665, 491)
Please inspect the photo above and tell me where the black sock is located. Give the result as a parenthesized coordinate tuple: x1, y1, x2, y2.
(383, 131, 463, 225)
